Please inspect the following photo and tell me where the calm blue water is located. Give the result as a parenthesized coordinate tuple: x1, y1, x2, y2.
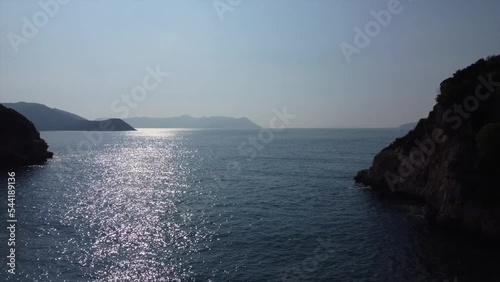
(1, 129, 499, 281)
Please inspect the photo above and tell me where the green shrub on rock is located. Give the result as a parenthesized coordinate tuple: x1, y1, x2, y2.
(476, 122, 500, 176)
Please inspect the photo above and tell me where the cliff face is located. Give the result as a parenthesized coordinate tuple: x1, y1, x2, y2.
(0, 105, 53, 168)
(355, 55, 500, 239)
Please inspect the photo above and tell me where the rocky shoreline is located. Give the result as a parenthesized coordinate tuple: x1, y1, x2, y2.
(355, 55, 500, 239)
(0, 105, 53, 168)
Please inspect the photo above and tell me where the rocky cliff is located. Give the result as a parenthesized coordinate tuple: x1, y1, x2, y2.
(0, 105, 53, 168)
(355, 55, 500, 239)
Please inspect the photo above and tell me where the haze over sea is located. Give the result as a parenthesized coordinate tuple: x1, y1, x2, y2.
(1, 129, 499, 281)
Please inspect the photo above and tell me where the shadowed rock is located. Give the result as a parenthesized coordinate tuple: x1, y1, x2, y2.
(0, 104, 53, 168)
(2, 102, 135, 131)
(355, 55, 500, 239)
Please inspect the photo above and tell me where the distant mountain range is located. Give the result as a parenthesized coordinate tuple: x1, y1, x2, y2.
(2, 102, 135, 131)
(2, 102, 260, 131)
(123, 116, 261, 129)
(398, 122, 418, 129)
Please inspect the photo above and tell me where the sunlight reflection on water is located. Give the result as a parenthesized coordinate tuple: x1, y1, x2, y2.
(59, 129, 211, 281)
(4, 129, 499, 281)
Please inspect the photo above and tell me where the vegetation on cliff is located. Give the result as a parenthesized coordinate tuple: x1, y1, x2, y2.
(355, 55, 500, 239)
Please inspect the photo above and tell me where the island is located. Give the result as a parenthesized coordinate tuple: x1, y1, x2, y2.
(2, 102, 135, 131)
(0, 105, 53, 168)
(123, 115, 261, 129)
(355, 55, 500, 239)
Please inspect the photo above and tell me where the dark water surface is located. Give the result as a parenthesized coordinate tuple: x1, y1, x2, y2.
(1, 129, 499, 281)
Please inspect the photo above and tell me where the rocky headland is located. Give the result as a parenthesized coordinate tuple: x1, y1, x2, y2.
(355, 55, 500, 239)
(2, 102, 135, 131)
(0, 104, 53, 168)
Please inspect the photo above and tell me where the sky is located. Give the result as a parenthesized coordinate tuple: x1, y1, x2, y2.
(0, 0, 499, 128)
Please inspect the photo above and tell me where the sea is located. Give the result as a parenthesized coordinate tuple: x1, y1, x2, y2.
(1, 129, 499, 282)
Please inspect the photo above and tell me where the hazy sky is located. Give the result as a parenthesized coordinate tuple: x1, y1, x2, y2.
(1, 0, 499, 128)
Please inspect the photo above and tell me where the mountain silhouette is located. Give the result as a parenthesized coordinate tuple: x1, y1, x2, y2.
(2, 102, 135, 131)
(123, 115, 261, 129)
(0, 104, 53, 167)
